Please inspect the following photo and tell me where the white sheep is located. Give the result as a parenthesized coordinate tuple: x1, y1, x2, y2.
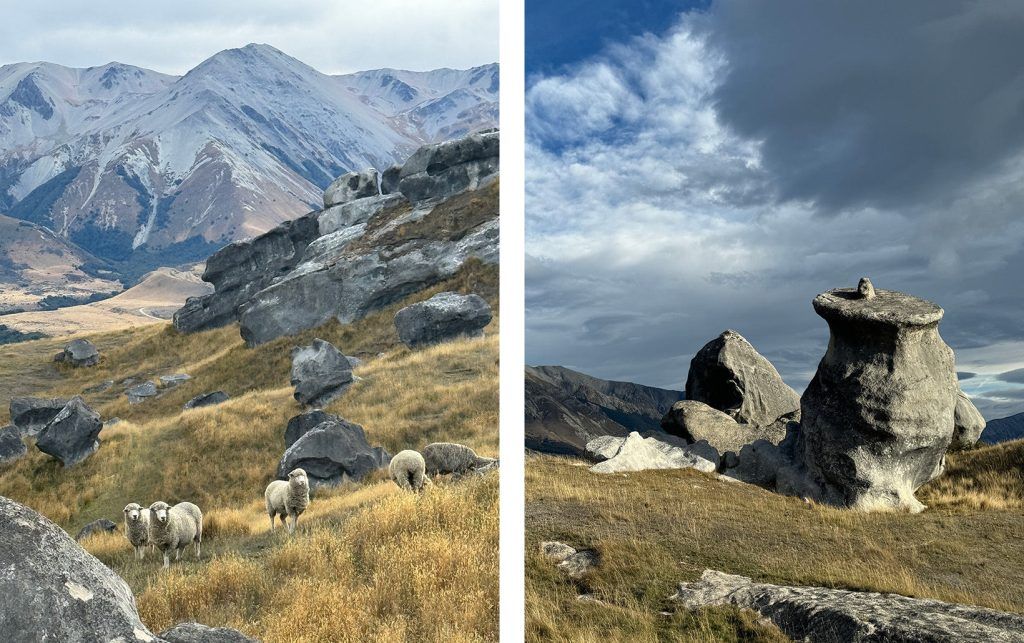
(389, 450, 429, 492)
(148, 501, 203, 569)
(122, 502, 151, 560)
(422, 442, 496, 476)
(265, 467, 310, 535)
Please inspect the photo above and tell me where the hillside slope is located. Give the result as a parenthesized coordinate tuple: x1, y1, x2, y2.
(525, 441, 1024, 641)
(982, 412, 1024, 444)
(0, 44, 497, 276)
(0, 261, 498, 641)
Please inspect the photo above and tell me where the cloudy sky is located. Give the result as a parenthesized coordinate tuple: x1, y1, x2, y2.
(0, 0, 497, 74)
(526, 0, 1024, 420)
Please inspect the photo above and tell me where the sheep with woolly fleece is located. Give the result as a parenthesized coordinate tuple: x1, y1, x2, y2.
(148, 501, 203, 568)
(122, 502, 151, 560)
(389, 450, 429, 492)
(422, 442, 496, 477)
(265, 467, 310, 534)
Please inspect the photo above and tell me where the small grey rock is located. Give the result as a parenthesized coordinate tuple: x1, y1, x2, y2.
(184, 391, 230, 410)
(158, 622, 258, 643)
(127, 381, 158, 404)
(75, 519, 117, 541)
(0, 426, 27, 466)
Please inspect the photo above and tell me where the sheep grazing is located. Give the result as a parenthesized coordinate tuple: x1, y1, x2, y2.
(122, 502, 151, 560)
(389, 450, 429, 492)
(422, 442, 496, 476)
(265, 467, 310, 535)
(148, 501, 203, 569)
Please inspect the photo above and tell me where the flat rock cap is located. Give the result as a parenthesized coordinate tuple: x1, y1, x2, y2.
(813, 287, 943, 327)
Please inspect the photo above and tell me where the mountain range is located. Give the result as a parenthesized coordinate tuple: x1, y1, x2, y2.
(0, 43, 497, 282)
(525, 364, 684, 456)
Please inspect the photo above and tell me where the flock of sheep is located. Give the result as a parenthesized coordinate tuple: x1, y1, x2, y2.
(120, 442, 495, 568)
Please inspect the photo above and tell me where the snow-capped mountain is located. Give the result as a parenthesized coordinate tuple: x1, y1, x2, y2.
(0, 44, 498, 274)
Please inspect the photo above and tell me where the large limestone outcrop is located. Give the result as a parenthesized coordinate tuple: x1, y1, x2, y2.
(685, 330, 799, 429)
(173, 130, 499, 346)
(173, 211, 320, 333)
(0, 495, 158, 642)
(671, 569, 1024, 642)
(778, 280, 958, 512)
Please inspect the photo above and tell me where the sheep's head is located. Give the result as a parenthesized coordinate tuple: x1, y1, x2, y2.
(123, 503, 143, 522)
(288, 468, 309, 490)
(149, 501, 170, 524)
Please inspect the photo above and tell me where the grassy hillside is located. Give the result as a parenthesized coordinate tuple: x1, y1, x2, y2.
(525, 442, 1024, 642)
(0, 261, 499, 642)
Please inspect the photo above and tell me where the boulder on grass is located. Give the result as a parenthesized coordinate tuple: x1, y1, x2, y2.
(660, 400, 787, 454)
(75, 519, 117, 541)
(0, 426, 27, 466)
(35, 397, 102, 467)
(284, 410, 354, 448)
(290, 339, 354, 407)
(184, 391, 230, 410)
(126, 381, 158, 404)
(0, 495, 157, 641)
(277, 421, 390, 487)
(158, 622, 258, 642)
(394, 292, 492, 349)
(55, 339, 99, 367)
(589, 432, 717, 474)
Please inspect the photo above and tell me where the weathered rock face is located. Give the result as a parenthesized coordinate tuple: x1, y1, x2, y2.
(173, 210, 320, 333)
(55, 339, 100, 367)
(780, 284, 958, 512)
(290, 339, 353, 407)
(952, 389, 986, 450)
(174, 130, 500, 346)
(0, 495, 157, 642)
(397, 129, 499, 203)
(660, 400, 787, 454)
(75, 519, 118, 541)
(184, 391, 230, 410)
(238, 177, 499, 346)
(0, 425, 27, 466)
(277, 421, 390, 487)
(9, 396, 69, 436)
(284, 410, 352, 448)
(35, 397, 103, 467)
(323, 168, 379, 208)
(722, 439, 788, 487)
(158, 622, 257, 643)
(588, 431, 718, 474)
(671, 569, 1024, 643)
(394, 291, 492, 348)
(685, 330, 800, 428)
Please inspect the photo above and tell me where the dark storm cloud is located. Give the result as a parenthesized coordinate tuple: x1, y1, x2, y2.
(526, 2, 1024, 419)
(703, 0, 1024, 213)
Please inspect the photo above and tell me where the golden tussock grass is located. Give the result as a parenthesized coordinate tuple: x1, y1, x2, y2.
(0, 262, 499, 641)
(525, 443, 1024, 641)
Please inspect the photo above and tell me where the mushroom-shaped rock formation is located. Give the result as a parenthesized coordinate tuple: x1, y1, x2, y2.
(779, 281, 958, 512)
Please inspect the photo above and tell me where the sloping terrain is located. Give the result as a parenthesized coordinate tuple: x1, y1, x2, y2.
(525, 442, 1024, 641)
(525, 365, 683, 456)
(0, 261, 498, 641)
(0, 212, 120, 312)
(982, 412, 1024, 444)
(0, 44, 497, 278)
(0, 266, 210, 337)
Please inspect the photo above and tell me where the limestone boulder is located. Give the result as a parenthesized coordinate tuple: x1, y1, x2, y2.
(35, 397, 103, 467)
(951, 389, 986, 450)
(394, 292, 492, 348)
(0, 495, 157, 641)
(660, 400, 786, 454)
(779, 283, 958, 512)
(184, 391, 230, 410)
(0, 425, 27, 466)
(671, 569, 1024, 642)
(158, 622, 258, 642)
(290, 339, 353, 407)
(397, 129, 499, 203)
(589, 431, 717, 474)
(277, 421, 390, 487)
(75, 519, 118, 541)
(323, 168, 379, 208)
(685, 330, 799, 428)
(56, 339, 99, 367)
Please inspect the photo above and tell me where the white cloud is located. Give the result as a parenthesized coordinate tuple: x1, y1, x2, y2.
(0, 1, 497, 74)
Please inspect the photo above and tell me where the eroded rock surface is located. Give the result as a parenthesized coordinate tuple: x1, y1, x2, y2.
(394, 291, 492, 348)
(158, 622, 258, 642)
(184, 391, 230, 410)
(0, 425, 26, 466)
(277, 421, 390, 487)
(55, 339, 99, 367)
(0, 495, 157, 641)
(660, 400, 786, 454)
(290, 339, 353, 407)
(671, 570, 1024, 643)
(952, 389, 986, 450)
(323, 168, 379, 208)
(685, 330, 799, 428)
(9, 396, 69, 436)
(588, 431, 717, 474)
(778, 284, 958, 512)
(35, 397, 102, 466)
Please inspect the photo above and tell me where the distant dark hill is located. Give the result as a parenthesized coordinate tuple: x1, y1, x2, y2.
(525, 365, 684, 457)
(981, 412, 1024, 444)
